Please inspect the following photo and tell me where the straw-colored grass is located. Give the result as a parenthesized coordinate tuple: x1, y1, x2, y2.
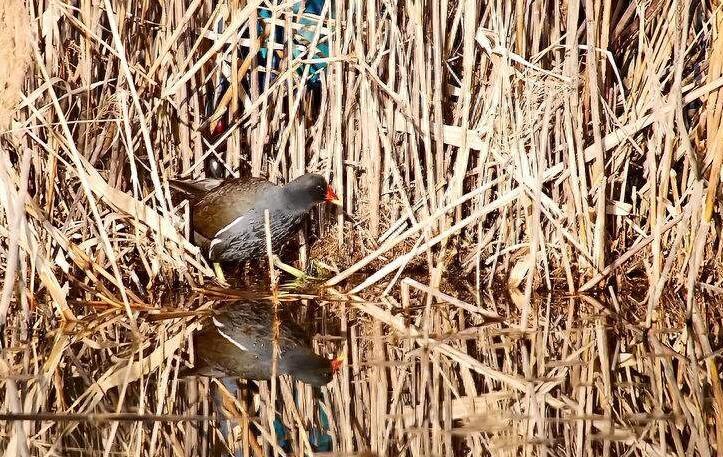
(1, 0, 723, 455)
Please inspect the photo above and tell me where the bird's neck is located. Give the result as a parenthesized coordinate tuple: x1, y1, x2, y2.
(282, 349, 328, 371)
(280, 186, 316, 213)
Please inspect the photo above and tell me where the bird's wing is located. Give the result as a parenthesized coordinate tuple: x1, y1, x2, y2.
(211, 310, 272, 359)
(211, 307, 312, 364)
(189, 330, 271, 379)
(178, 362, 226, 378)
(193, 177, 275, 238)
(182, 325, 237, 378)
(207, 206, 265, 261)
(168, 178, 224, 199)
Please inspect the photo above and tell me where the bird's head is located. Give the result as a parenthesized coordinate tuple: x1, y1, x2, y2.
(286, 173, 342, 208)
(286, 350, 344, 387)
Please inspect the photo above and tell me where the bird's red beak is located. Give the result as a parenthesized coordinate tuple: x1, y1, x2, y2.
(325, 185, 342, 206)
(331, 354, 344, 373)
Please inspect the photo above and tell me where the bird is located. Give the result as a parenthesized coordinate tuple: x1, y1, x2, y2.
(170, 173, 341, 282)
(183, 302, 343, 386)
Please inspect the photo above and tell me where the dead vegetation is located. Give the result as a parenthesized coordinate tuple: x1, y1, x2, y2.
(1, 0, 723, 455)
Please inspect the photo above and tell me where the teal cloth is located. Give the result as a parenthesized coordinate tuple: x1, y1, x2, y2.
(309, 403, 332, 451)
(272, 393, 333, 452)
(258, 0, 331, 84)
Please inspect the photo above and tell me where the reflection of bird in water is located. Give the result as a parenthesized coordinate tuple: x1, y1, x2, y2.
(183, 300, 342, 455)
(183, 301, 342, 386)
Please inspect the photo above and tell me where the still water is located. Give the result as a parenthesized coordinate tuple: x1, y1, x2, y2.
(0, 281, 719, 456)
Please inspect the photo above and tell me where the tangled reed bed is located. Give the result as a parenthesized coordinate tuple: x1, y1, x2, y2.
(1, 0, 723, 455)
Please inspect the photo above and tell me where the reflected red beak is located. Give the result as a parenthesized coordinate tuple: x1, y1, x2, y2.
(325, 185, 342, 206)
(210, 119, 225, 136)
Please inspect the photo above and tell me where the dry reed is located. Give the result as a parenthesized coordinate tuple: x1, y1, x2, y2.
(1, 0, 723, 456)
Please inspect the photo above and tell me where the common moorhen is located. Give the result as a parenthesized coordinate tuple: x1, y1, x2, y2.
(184, 302, 342, 386)
(171, 173, 341, 280)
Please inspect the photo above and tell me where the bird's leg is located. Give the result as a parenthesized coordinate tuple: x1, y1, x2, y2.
(272, 256, 307, 278)
(213, 262, 229, 286)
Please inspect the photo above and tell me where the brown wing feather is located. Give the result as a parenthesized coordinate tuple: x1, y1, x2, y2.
(192, 177, 276, 239)
(168, 178, 224, 199)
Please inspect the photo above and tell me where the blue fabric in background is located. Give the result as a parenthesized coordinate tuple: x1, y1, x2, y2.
(272, 395, 333, 453)
(258, 0, 331, 85)
(273, 416, 290, 450)
(309, 403, 333, 451)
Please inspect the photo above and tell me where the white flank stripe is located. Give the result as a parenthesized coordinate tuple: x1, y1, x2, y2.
(212, 317, 225, 328)
(217, 328, 249, 352)
(209, 238, 221, 254)
(215, 214, 247, 237)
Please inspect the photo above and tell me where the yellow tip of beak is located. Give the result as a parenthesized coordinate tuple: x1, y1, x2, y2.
(329, 198, 343, 207)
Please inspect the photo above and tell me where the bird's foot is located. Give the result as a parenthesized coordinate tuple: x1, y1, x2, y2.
(273, 257, 323, 292)
(307, 259, 337, 279)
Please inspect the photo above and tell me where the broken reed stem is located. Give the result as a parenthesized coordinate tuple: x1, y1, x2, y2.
(0, 412, 220, 422)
